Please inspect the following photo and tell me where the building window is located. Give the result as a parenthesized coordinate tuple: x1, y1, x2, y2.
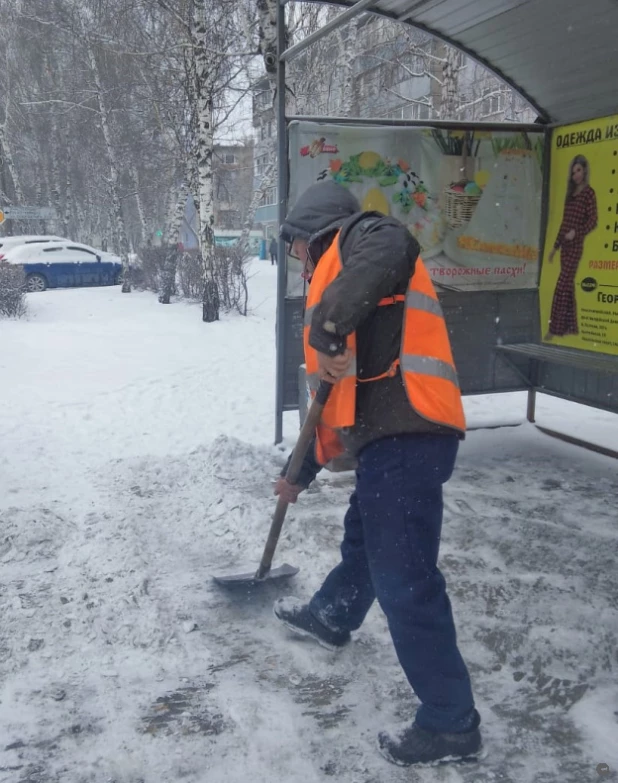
(417, 100, 432, 120)
(255, 154, 269, 177)
(412, 55, 425, 74)
(482, 92, 505, 116)
(259, 122, 274, 141)
(218, 210, 239, 229)
(216, 181, 230, 202)
(399, 97, 433, 121)
(261, 186, 277, 207)
(255, 88, 272, 110)
(215, 151, 238, 166)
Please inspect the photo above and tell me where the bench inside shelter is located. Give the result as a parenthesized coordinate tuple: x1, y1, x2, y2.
(494, 342, 618, 458)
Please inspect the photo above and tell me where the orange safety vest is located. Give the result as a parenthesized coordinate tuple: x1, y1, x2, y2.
(303, 230, 466, 465)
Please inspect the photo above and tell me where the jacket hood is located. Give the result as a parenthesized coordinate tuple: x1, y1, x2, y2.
(280, 181, 361, 244)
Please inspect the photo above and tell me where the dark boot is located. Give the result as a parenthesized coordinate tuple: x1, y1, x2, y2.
(378, 712, 482, 767)
(273, 597, 350, 651)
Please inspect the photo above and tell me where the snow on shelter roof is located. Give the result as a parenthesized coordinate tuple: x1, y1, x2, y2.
(301, 0, 618, 124)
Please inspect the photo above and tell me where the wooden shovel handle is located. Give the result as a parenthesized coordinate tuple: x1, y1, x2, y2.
(255, 381, 332, 579)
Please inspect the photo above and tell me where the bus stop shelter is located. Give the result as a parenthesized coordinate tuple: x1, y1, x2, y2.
(274, 0, 618, 453)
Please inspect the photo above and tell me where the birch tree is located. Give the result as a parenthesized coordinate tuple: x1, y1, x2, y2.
(130, 0, 260, 319)
(158, 177, 189, 305)
(191, 0, 220, 321)
(0, 26, 27, 213)
(335, 15, 361, 117)
(440, 45, 459, 121)
(84, 40, 132, 291)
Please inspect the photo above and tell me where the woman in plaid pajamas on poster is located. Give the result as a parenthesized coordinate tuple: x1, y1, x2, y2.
(546, 154, 598, 338)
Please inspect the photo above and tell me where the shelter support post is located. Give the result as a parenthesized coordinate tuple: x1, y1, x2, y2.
(275, 0, 288, 445)
(526, 389, 537, 424)
(526, 360, 539, 423)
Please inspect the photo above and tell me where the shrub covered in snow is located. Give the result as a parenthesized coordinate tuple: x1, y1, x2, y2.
(135, 245, 168, 293)
(179, 247, 249, 315)
(0, 261, 27, 318)
(176, 249, 201, 300)
(135, 243, 250, 315)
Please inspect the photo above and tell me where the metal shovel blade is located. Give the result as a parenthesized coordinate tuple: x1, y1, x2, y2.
(212, 562, 299, 586)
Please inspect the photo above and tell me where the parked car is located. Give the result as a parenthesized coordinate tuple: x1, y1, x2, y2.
(0, 235, 67, 260)
(4, 241, 123, 292)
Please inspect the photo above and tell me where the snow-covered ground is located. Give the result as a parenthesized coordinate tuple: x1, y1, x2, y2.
(1, 262, 617, 783)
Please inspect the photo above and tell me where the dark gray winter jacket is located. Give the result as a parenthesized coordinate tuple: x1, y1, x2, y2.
(280, 181, 457, 487)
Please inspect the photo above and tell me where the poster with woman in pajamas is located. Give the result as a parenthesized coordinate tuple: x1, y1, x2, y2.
(540, 113, 618, 357)
(545, 155, 598, 339)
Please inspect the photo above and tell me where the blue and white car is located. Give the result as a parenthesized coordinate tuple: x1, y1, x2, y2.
(4, 241, 123, 292)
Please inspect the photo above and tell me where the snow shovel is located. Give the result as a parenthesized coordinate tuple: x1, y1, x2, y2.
(213, 380, 332, 586)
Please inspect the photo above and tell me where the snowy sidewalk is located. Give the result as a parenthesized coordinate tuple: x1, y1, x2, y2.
(1, 263, 617, 783)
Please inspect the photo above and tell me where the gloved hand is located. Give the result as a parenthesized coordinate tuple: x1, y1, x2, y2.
(274, 477, 304, 504)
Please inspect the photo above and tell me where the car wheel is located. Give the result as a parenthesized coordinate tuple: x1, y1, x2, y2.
(26, 273, 48, 292)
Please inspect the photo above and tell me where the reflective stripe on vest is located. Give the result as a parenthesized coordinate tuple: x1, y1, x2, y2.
(406, 290, 444, 318)
(303, 230, 465, 465)
(400, 354, 459, 387)
(399, 258, 465, 433)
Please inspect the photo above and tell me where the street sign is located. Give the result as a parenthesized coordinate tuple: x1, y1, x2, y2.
(3, 206, 57, 220)
(0, 210, 4, 224)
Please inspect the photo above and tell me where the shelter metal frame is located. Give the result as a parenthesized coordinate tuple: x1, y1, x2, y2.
(274, 0, 618, 450)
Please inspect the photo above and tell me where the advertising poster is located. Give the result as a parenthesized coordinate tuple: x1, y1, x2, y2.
(539, 114, 618, 356)
(287, 121, 544, 297)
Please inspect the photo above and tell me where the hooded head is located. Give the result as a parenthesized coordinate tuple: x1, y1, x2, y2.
(280, 181, 360, 251)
